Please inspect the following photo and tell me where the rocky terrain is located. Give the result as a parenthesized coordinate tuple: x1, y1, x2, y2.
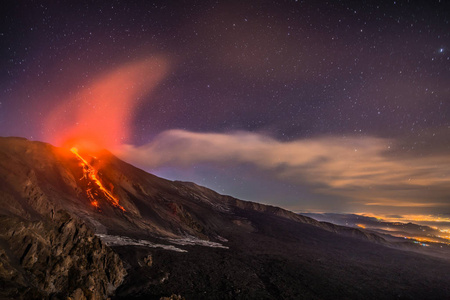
(0, 211, 125, 300)
(0, 136, 450, 299)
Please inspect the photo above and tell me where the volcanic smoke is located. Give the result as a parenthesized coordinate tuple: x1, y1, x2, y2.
(43, 56, 169, 212)
(45, 56, 169, 152)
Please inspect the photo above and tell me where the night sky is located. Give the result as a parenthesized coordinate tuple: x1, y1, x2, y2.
(1, 1, 449, 222)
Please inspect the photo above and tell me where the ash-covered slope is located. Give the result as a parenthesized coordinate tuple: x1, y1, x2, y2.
(0, 137, 450, 299)
(0, 136, 388, 244)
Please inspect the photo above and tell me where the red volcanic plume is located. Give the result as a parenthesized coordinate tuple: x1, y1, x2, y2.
(45, 57, 169, 152)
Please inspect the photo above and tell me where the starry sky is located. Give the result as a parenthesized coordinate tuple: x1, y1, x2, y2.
(1, 0, 449, 220)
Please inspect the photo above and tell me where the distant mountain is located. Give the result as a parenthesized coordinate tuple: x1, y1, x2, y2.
(304, 213, 450, 256)
(0, 137, 449, 299)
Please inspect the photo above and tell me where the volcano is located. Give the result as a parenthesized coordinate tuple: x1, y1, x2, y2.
(0, 137, 449, 300)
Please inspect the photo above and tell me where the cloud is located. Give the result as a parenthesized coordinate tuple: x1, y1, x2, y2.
(115, 130, 450, 209)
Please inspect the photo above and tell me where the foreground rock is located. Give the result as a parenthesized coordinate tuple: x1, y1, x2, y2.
(0, 211, 126, 300)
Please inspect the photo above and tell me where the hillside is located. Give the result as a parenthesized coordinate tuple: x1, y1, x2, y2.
(0, 137, 449, 299)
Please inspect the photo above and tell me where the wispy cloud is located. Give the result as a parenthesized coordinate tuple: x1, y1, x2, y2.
(115, 130, 450, 209)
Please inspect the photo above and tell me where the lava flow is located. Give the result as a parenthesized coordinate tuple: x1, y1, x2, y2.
(71, 147, 125, 211)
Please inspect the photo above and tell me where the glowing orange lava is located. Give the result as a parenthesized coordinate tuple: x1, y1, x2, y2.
(71, 147, 125, 211)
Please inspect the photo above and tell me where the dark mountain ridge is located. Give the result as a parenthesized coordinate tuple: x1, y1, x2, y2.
(0, 136, 449, 299)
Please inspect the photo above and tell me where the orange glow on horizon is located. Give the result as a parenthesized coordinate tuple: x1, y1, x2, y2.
(407, 236, 449, 245)
(71, 147, 125, 211)
(357, 212, 450, 225)
(353, 212, 450, 245)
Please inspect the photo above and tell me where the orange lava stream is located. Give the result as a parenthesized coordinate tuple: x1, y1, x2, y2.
(71, 147, 125, 211)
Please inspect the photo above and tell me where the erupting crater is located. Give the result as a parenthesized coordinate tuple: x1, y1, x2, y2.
(70, 147, 125, 212)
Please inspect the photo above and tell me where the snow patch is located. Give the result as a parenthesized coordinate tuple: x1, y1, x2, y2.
(216, 235, 229, 243)
(166, 235, 229, 249)
(96, 234, 187, 252)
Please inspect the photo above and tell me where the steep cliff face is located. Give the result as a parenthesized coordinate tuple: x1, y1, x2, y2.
(0, 211, 126, 300)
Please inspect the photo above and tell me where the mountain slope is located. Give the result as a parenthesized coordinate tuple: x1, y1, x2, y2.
(0, 137, 449, 299)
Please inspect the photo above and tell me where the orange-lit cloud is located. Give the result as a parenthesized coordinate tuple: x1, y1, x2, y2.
(45, 57, 169, 152)
(115, 129, 450, 210)
(355, 213, 450, 242)
(359, 213, 450, 225)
